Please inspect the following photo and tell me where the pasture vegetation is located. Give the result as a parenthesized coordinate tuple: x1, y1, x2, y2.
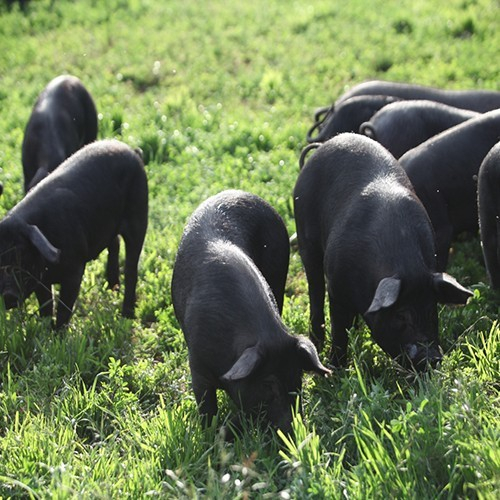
(0, 0, 499, 497)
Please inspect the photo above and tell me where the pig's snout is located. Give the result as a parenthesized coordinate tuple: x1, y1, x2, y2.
(404, 343, 443, 371)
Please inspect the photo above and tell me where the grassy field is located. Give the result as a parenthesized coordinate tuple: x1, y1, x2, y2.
(0, 0, 499, 497)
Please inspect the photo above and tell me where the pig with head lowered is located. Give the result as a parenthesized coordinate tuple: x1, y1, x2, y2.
(399, 109, 500, 271)
(359, 100, 479, 159)
(478, 141, 500, 290)
(171, 190, 330, 434)
(306, 95, 400, 143)
(0, 139, 148, 328)
(336, 80, 500, 111)
(22, 74, 98, 192)
(294, 133, 472, 370)
(307, 80, 500, 145)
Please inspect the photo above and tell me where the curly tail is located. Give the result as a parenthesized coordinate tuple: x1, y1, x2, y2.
(299, 142, 322, 169)
(306, 105, 334, 143)
(359, 121, 376, 140)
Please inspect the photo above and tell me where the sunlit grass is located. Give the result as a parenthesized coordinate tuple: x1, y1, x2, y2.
(0, 0, 499, 497)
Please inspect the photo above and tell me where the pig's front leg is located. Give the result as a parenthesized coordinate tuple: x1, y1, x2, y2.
(329, 302, 355, 367)
(55, 264, 85, 328)
(35, 280, 53, 319)
(191, 369, 218, 428)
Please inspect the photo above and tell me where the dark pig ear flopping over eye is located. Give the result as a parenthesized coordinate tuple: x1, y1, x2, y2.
(24, 224, 61, 264)
(365, 276, 402, 315)
(221, 344, 262, 381)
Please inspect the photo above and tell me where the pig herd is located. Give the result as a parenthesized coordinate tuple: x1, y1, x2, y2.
(1, 75, 500, 436)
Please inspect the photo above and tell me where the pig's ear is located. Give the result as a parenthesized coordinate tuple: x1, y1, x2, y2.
(221, 345, 262, 381)
(296, 337, 331, 376)
(366, 277, 401, 314)
(25, 224, 61, 264)
(433, 273, 473, 304)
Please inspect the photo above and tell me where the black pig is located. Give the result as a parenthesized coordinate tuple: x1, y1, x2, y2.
(308, 80, 500, 145)
(294, 133, 472, 369)
(359, 100, 478, 158)
(306, 95, 400, 143)
(171, 190, 330, 433)
(0, 139, 148, 328)
(336, 80, 500, 111)
(22, 75, 98, 192)
(478, 142, 500, 289)
(399, 109, 500, 271)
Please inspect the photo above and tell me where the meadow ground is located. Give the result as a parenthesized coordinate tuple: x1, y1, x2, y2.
(0, 0, 499, 498)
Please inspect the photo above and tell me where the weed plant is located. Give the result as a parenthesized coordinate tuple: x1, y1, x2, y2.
(0, 0, 499, 497)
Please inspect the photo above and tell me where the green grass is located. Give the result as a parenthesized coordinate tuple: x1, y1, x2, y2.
(0, 0, 499, 497)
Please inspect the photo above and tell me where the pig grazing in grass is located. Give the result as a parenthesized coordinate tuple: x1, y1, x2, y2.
(399, 109, 500, 271)
(171, 190, 330, 433)
(294, 133, 472, 370)
(0, 139, 148, 328)
(478, 142, 500, 290)
(359, 100, 479, 158)
(22, 74, 98, 192)
(306, 95, 400, 143)
(336, 80, 500, 111)
(307, 79, 500, 145)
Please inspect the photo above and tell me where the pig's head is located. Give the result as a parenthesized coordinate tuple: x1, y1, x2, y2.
(364, 273, 473, 370)
(0, 219, 60, 308)
(221, 335, 331, 434)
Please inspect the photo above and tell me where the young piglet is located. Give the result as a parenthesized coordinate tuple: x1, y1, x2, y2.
(478, 141, 500, 289)
(22, 75, 98, 192)
(171, 190, 330, 434)
(0, 139, 148, 328)
(294, 133, 472, 370)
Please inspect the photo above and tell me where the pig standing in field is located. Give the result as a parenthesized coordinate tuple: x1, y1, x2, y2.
(308, 79, 500, 144)
(478, 141, 500, 289)
(294, 133, 472, 369)
(0, 139, 148, 328)
(399, 109, 500, 271)
(359, 100, 479, 158)
(336, 80, 500, 110)
(171, 190, 330, 433)
(306, 95, 400, 142)
(22, 75, 98, 192)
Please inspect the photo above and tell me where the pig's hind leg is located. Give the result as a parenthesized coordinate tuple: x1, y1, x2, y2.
(481, 214, 500, 289)
(106, 236, 120, 290)
(120, 211, 147, 318)
(298, 241, 327, 352)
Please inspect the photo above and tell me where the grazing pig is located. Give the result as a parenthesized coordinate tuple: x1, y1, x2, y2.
(0, 139, 148, 328)
(308, 80, 500, 145)
(22, 75, 98, 192)
(336, 80, 500, 111)
(307, 95, 400, 143)
(359, 100, 479, 158)
(399, 109, 500, 271)
(171, 190, 330, 433)
(478, 142, 500, 289)
(294, 133, 472, 370)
